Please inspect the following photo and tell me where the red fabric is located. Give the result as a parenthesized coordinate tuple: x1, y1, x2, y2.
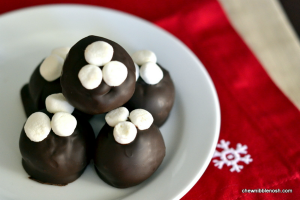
(1, 0, 300, 199)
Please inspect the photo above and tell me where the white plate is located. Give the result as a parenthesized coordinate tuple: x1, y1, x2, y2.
(0, 4, 220, 200)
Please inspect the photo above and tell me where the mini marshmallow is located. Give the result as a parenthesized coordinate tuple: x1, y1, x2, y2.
(129, 109, 154, 130)
(46, 93, 74, 114)
(40, 54, 64, 82)
(51, 112, 77, 137)
(51, 47, 70, 60)
(134, 63, 139, 81)
(24, 112, 51, 142)
(140, 62, 163, 85)
(84, 41, 114, 66)
(102, 61, 128, 86)
(105, 107, 129, 127)
(113, 121, 137, 144)
(131, 50, 157, 66)
(78, 64, 103, 89)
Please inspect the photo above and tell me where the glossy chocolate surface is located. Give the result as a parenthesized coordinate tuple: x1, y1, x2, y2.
(94, 123, 165, 188)
(20, 63, 91, 119)
(125, 65, 175, 127)
(21, 60, 61, 117)
(19, 110, 95, 185)
(61, 36, 136, 115)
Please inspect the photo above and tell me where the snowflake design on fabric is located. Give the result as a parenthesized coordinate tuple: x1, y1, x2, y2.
(213, 140, 253, 172)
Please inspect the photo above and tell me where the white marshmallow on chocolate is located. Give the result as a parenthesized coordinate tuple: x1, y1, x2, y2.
(84, 41, 113, 66)
(129, 109, 154, 130)
(140, 62, 163, 85)
(132, 50, 157, 65)
(78, 64, 102, 90)
(51, 112, 77, 137)
(24, 112, 51, 142)
(51, 47, 70, 60)
(46, 93, 74, 114)
(40, 54, 64, 82)
(102, 61, 128, 86)
(134, 63, 139, 81)
(105, 107, 129, 127)
(113, 121, 137, 144)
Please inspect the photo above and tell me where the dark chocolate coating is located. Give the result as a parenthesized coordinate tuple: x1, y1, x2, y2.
(61, 36, 136, 115)
(21, 84, 38, 118)
(20, 62, 91, 119)
(21, 60, 61, 117)
(94, 123, 165, 188)
(19, 110, 95, 185)
(124, 65, 175, 127)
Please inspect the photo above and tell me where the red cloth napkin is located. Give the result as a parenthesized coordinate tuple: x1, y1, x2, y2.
(1, 0, 300, 199)
(156, 1, 300, 199)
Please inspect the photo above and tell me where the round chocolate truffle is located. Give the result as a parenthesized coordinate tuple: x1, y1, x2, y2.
(19, 110, 95, 185)
(125, 64, 175, 127)
(94, 123, 165, 188)
(21, 61, 92, 120)
(21, 60, 62, 117)
(60, 36, 136, 115)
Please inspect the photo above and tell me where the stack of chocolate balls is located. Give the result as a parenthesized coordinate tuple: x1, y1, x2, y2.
(19, 35, 175, 187)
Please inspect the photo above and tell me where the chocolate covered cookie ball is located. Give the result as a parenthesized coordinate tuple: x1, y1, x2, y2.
(61, 36, 136, 115)
(125, 50, 175, 127)
(21, 47, 70, 117)
(94, 108, 165, 188)
(19, 96, 95, 185)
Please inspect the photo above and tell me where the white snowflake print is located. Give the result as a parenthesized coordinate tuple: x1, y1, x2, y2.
(213, 139, 253, 172)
